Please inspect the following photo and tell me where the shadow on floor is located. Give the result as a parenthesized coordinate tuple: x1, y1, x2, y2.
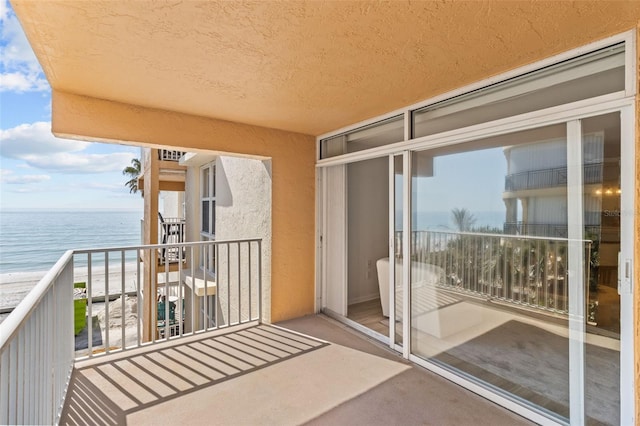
(60, 325, 327, 425)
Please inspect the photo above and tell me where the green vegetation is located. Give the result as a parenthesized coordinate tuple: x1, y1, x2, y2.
(74, 282, 87, 335)
(122, 158, 142, 195)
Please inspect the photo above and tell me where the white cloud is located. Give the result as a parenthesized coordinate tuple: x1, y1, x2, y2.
(0, 168, 50, 185)
(1, 121, 137, 174)
(0, 1, 49, 93)
(0, 71, 48, 92)
(24, 152, 135, 174)
(1, 122, 89, 157)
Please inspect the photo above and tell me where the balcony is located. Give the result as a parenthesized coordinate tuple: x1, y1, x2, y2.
(504, 162, 607, 192)
(158, 150, 185, 162)
(0, 240, 530, 425)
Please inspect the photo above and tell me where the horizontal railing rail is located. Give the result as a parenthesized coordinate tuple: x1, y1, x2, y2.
(503, 222, 616, 239)
(0, 238, 262, 424)
(504, 162, 605, 192)
(0, 251, 75, 425)
(396, 230, 591, 315)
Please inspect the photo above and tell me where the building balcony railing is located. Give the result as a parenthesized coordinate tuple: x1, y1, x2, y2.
(394, 230, 591, 316)
(504, 162, 606, 192)
(158, 150, 185, 162)
(158, 216, 186, 264)
(0, 238, 262, 425)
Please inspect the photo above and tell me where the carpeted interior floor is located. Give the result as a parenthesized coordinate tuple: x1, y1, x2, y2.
(435, 320, 619, 425)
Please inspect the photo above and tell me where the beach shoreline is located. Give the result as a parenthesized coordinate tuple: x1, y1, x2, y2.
(0, 262, 141, 315)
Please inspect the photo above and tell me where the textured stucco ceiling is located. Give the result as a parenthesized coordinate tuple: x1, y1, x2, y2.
(11, 1, 640, 136)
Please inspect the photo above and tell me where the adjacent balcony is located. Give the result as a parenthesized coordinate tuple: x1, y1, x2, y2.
(504, 162, 608, 192)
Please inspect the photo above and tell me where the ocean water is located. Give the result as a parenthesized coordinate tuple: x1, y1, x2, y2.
(0, 210, 143, 274)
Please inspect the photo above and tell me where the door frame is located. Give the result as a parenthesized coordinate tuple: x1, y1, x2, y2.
(318, 101, 635, 424)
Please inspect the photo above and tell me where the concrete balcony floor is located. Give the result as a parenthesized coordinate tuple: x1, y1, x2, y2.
(61, 315, 531, 426)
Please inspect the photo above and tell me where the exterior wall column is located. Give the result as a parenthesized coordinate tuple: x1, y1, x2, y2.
(142, 149, 160, 341)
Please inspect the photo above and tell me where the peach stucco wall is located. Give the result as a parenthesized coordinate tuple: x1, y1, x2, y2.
(51, 90, 316, 323)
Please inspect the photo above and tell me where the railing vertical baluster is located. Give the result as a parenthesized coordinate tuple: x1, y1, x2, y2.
(227, 243, 231, 327)
(29, 313, 36, 425)
(104, 252, 110, 353)
(33, 308, 40, 425)
(164, 249, 170, 340)
(121, 251, 126, 349)
(0, 343, 8, 425)
(178, 242, 183, 337)
(258, 240, 262, 322)
(151, 248, 156, 343)
(136, 255, 141, 347)
(248, 241, 252, 321)
(238, 243, 241, 324)
(535, 240, 541, 308)
(505, 238, 510, 302)
(46, 292, 52, 422)
(562, 242, 568, 312)
(16, 332, 23, 425)
(215, 242, 219, 328)
(203, 244, 209, 332)
(190, 246, 195, 335)
(87, 253, 93, 357)
(8, 333, 17, 425)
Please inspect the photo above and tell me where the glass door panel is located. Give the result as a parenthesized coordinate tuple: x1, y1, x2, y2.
(346, 157, 390, 336)
(582, 113, 621, 426)
(410, 124, 575, 422)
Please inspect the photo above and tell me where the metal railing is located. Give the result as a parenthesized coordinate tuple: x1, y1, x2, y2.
(158, 149, 185, 161)
(0, 251, 75, 425)
(503, 222, 605, 239)
(158, 217, 186, 264)
(0, 238, 262, 423)
(504, 163, 604, 192)
(397, 230, 591, 315)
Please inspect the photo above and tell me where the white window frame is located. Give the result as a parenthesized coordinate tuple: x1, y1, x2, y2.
(200, 162, 216, 272)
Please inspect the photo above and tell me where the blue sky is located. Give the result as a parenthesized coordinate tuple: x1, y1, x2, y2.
(0, 1, 142, 210)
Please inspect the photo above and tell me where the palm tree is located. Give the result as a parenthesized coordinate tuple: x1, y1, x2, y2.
(451, 207, 476, 232)
(123, 158, 142, 194)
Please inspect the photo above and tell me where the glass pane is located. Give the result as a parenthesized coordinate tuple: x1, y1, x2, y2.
(201, 200, 209, 233)
(321, 115, 404, 159)
(202, 167, 210, 198)
(346, 157, 389, 337)
(410, 124, 573, 422)
(582, 113, 620, 425)
(413, 44, 624, 138)
(321, 135, 346, 159)
(393, 155, 403, 345)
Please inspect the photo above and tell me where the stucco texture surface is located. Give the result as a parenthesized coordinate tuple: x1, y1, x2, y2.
(11, 0, 640, 136)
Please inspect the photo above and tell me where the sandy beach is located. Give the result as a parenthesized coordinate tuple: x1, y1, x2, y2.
(0, 262, 141, 315)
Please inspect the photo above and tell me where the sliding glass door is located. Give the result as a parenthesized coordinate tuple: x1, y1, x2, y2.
(407, 114, 625, 424)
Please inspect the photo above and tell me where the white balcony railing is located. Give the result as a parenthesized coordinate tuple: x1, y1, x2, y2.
(0, 251, 75, 425)
(396, 230, 591, 315)
(0, 238, 262, 425)
(158, 149, 185, 162)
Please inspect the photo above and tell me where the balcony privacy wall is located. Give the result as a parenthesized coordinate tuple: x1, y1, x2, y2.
(51, 90, 316, 323)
